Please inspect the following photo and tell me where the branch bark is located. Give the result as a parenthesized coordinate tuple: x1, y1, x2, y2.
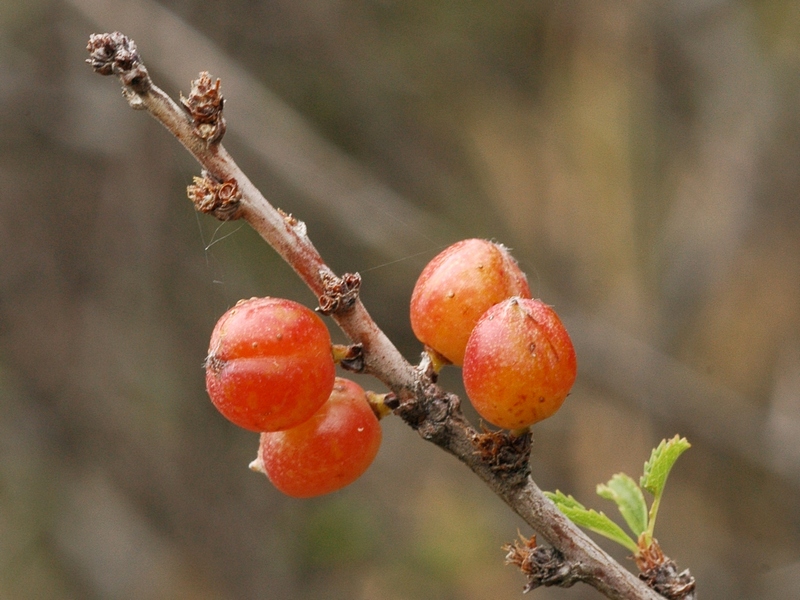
(86, 32, 667, 600)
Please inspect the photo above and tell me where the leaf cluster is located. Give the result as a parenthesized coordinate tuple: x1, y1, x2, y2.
(545, 435, 691, 556)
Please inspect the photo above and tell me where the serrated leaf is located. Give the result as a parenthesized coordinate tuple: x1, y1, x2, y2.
(546, 490, 638, 553)
(640, 435, 691, 497)
(544, 490, 587, 511)
(597, 473, 648, 537)
(555, 504, 639, 554)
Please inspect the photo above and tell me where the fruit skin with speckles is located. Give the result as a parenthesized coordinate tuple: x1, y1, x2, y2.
(410, 239, 531, 366)
(205, 297, 335, 432)
(253, 377, 383, 498)
(462, 297, 576, 430)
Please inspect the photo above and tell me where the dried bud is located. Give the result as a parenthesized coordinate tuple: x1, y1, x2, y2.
(636, 540, 696, 600)
(86, 32, 124, 75)
(86, 32, 151, 94)
(187, 171, 242, 220)
(503, 535, 576, 593)
(181, 72, 226, 144)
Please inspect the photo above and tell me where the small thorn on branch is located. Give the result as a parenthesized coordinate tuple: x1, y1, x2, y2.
(181, 72, 226, 145)
(504, 534, 581, 593)
(187, 171, 242, 220)
(317, 272, 361, 315)
(86, 32, 151, 94)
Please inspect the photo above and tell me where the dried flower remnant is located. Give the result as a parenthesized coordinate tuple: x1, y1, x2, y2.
(503, 534, 578, 593)
(317, 271, 362, 315)
(86, 32, 151, 94)
(187, 171, 242, 220)
(470, 425, 531, 483)
(181, 72, 226, 145)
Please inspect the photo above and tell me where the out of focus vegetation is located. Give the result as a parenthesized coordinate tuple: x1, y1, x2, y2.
(1, 0, 799, 598)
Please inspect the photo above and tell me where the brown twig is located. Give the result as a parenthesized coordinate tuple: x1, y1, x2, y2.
(86, 32, 668, 600)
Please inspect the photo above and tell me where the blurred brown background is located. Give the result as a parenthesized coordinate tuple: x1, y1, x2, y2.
(2, 0, 800, 598)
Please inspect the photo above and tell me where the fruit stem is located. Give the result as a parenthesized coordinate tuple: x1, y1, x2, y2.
(509, 426, 531, 438)
(425, 346, 451, 375)
(365, 391, 397, 420)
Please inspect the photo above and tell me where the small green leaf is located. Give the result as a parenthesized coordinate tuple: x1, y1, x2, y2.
(640, 435, 691, 497)
(546, 491, 638, 553)
(544, 490, 586, 511)
(596, 473, 648, 537)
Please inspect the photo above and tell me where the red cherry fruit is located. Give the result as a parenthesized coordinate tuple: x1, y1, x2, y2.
(253, 378, 383, 498)
(410, 239, 531, 366)
(205, 297, 335, 432)
(462, 297, 576, 430)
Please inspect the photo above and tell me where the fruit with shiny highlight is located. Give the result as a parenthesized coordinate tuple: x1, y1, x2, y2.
(462, 297, 576, 430)
(410, 239, 531, 366)
(252, 378, 382, 498)
(205, 297, 335, 432)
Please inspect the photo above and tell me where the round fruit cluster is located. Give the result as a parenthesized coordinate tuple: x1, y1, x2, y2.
(205, 297, 382, 498)
(411, 239, 577, 430)
(203, 239, 575, 497)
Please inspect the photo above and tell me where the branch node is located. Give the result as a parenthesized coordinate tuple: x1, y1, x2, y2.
(416, 347, 441, 383)
(181, 72, 226, 145)
(395, 383, 460, 446)
(86, 32, 151, 94)
(504, 534, 581, 593)
(317, 271, 361, 315)
(637, 539, 697, 600)
(187, 171, 242, 220)
(470, 426, 532, 485)
(277, 208, 308, 237)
